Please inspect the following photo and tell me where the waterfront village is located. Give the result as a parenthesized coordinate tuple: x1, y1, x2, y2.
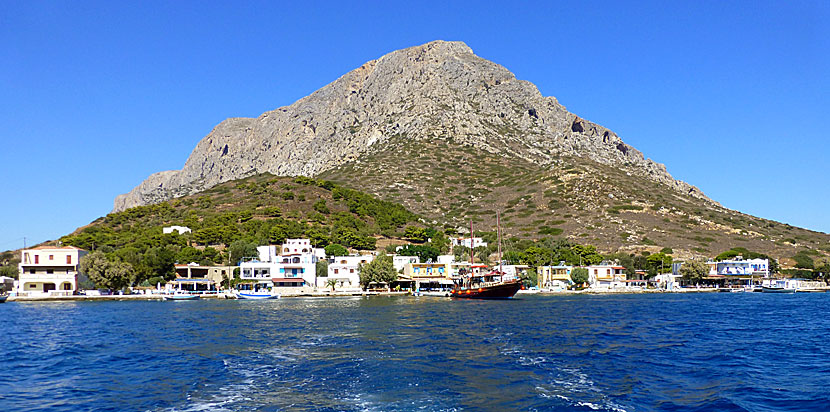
(4, 224, 827, 301)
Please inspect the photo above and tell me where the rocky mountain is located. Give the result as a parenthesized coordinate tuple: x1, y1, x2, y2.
(115, 40, 830, 260)
(115, 40, 705, 212)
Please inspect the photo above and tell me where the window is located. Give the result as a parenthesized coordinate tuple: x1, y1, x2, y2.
(594, 269, 598, 275)
(66, 255, 72, 264)
(46, 269, 54, 274)
(35, 255, 39, 264)
(350, 269, 354, 273)
(49, 255, 54, 260)
(30, 269, 35, 274)
(334, 269, 339, 274)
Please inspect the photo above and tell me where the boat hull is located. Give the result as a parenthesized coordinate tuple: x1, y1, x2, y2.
(236, 292, 280, 300)
(0, 295, 7, 303)
(761, 286, 796, 294)
(163, 295, 200, 301)
(451, 281, 523, 299)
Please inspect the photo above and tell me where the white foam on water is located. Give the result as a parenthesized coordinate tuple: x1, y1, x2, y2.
(496, 333, 630, 412)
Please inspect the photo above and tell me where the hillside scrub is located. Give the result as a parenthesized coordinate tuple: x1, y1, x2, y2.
(57, 175, 419, 285)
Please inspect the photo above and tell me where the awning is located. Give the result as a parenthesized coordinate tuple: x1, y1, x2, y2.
(271, 278, 305, 283)
(173, 278, 212, 283)
(415, 279, 454, 285)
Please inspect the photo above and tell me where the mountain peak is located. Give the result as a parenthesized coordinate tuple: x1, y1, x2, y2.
(114, 41, 707, 212)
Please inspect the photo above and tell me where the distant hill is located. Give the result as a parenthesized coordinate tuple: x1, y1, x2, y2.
(107, 40, 828, 263)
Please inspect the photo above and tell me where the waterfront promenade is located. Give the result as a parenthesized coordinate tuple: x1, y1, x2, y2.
(10, 286, 829, 302)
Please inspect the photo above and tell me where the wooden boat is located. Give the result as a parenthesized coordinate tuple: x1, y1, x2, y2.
(451, 214, 523, 300)
(0, 295, 8, 303)
(235, 291, 280, 300)
(451, 275, 523, 299)
(761, 286, 796, 294)
(163, 293, 200, 301)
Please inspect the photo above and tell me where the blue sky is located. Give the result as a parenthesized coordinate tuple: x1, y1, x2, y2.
(1, 0, 828, 250)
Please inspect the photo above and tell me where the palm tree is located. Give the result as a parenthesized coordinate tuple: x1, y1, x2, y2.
(326, 278, 337, 292)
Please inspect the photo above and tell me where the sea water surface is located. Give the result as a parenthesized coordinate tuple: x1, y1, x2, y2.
(1, 293, 829, 411)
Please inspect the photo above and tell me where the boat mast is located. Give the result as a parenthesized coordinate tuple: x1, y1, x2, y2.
(469, 219, 474, 269)
(497, 211, 502, 274)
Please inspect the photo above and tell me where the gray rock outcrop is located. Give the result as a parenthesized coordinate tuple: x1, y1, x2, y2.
(114, 40, 708, 212)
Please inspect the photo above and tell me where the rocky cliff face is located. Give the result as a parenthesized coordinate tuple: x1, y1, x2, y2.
(114, 40, 708, 212)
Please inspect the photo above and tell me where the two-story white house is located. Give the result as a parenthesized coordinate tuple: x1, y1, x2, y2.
(451, 237, 487, 249)
(17, 246, 88, 296)
(586, 264, 627, 289)
(319, 255, 375, 291)
(239, 239, 323, 290)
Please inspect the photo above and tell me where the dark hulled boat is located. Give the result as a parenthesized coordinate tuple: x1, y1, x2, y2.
(451, 273, 522, 299)
(451, 213, 523, 299)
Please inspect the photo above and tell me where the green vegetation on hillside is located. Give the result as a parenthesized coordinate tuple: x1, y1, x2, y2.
(58, 174, 419, 288)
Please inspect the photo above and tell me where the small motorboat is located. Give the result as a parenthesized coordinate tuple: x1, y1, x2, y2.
(235, 291, 280, 300)
(413, 290, 451, 297)
(0, 295, 8, 303)
(163, 293, 200, 301)
(761, 286, 796, 294)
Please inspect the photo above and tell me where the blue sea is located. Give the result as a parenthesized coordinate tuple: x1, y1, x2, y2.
(2, 293, 829, 411)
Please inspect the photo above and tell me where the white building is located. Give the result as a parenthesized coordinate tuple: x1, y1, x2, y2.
(17, 246, 88, 296)
(239, 239, 324, 290)
(319, 255, 375, 291)
(163, 225, 191, 235)
(498, 264, 528, 282)
(436, 255, 455, 264)
(586, 264, 627, 289)
(451, 237, 487, 249)
(707, 257, 769, 278)
(393, 255, 420, 272)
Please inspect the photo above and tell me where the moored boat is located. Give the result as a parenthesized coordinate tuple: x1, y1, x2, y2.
(235, 291, 280, 300)
(451, 276, 523, 299)
(414, 290, 451, 297)
(0, 295, 7, 303)
(451, 213, 523, 299)
(163, 293, 200, 301)
(761, 286, 796, 294)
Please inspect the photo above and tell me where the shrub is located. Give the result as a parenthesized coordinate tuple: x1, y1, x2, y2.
(570, 268, 589, 285)
(538, 226, 564, 236)
(313, 200, 330, 214)
(324, 244, 348, 257)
